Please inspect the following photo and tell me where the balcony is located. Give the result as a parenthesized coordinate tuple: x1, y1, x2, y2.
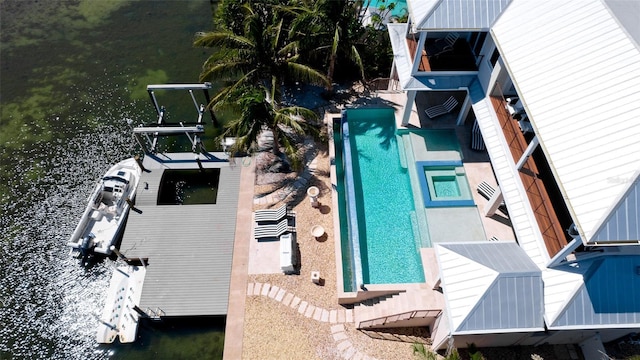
(490, 96, 570, 258)
(406, 34, 479, 72)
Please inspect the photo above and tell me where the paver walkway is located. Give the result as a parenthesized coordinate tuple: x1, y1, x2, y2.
(247, 282, 378, 360)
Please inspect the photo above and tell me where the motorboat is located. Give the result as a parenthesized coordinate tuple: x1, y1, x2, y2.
(67, 158, 142, 258)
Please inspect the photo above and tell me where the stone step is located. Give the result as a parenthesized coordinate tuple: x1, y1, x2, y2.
(356, 289, 439, 328)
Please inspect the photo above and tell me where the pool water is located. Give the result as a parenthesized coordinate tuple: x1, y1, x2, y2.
(368, 0, 408, 17)
(338, 108, 424, 287)
(433, 177, 461, 197)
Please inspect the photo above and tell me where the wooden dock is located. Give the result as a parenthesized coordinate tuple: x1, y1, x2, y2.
(118, 152, 242, 317)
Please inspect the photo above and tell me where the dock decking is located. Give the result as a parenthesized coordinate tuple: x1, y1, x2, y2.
(119, 152, 242, 317)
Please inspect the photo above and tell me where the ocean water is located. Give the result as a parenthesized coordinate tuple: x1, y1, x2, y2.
(0, 1, 225, 359)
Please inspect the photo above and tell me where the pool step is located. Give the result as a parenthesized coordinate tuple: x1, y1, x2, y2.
(396, 134, 407, 169)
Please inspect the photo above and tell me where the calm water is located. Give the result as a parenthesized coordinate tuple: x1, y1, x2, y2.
(343, 109, 424, 285)
(0, 1, 225, 359)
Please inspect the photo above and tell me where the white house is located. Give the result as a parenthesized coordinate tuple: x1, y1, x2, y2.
(387, 0, 640, 351)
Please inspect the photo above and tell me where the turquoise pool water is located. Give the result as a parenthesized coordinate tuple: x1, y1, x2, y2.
(369, 0, 408, 17)
(434, 177, 460, 197)
(337, 108, 424, 288)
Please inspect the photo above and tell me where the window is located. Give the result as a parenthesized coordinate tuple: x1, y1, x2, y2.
(489, 48, 500, 68)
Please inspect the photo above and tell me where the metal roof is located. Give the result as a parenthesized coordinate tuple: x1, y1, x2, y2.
(546, 255, 640, 329)
(590, 174, 640, 244)
(407, 0, 440, 32)
(417, 0, 512, 31)
(604, 0, 640, 46)
(436, 242, 544, 333)
(119, 153, 241, 317)
(492, 0, 640, 245)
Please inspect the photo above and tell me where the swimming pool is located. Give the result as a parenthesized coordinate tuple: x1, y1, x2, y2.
(336, 108, 425, 290)
(368, 0, 408, 17)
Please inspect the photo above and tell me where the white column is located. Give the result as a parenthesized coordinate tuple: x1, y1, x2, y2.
(401, 90, 417, 126)
(515, 135, 539, 169)
(456, 94, 471, 126)
(484, 188, 504, 217)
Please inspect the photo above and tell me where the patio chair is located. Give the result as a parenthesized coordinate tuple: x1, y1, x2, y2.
(432, 32, 459, 54)
(254, 204, 295, 224)
(477, 181, 508, 214)
(471, 120, 485, 151)
(254, 218, 296, 240)
(424, 96, 458, 118)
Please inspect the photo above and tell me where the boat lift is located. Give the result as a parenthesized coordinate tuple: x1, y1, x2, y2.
(133, 83, 216, 154)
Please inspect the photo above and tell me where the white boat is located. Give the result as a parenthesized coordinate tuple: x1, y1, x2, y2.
(67, 158, 142, 257)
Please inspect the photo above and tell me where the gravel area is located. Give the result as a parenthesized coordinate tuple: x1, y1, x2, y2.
(243, 147, 416, 359)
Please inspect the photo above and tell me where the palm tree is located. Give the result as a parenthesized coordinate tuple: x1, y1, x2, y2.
(214, 85, 320, 170)
(193, 1, 329, 108)
(290, 0, 365, 93)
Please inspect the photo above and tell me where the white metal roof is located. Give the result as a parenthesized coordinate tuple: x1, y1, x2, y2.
(406, 0, 440, 32)
(388, 23, 414, 90)
(492, 0, 640, 244)
(436, 242, 544, 333)
(543, 254, 640, 329)
(419, 0, 511, 30)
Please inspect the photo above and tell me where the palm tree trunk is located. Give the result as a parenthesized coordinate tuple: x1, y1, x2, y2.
(271, 127, 282, 156)
(326, 26, 339, 94)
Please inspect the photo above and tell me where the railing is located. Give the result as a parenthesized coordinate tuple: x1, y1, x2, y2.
(145, 307, 165, 320)
(359, 309, 441, 328)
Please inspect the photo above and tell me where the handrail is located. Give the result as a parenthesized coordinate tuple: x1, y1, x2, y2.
(359, 309, 441, 328)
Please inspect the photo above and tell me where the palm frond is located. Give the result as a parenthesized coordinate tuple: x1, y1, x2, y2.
(287, 62, 330, 87)
(199, 60, 252, 83)
(351, 44, 365, 81)
(193, 31, 254, 49)
(209, 69, 258, 107)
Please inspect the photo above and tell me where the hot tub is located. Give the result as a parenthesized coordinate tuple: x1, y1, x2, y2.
(416, 160, 474, 207)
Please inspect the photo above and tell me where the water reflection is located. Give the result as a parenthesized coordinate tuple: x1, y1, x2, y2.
(0, 1, 223, 359)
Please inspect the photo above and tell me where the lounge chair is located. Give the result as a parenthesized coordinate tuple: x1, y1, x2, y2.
(471, 120, 485, 151)
(254, 218, 296, 240)
(477, 181, 508, 214)
(254, 205, 295, 223)
(431, 32, 459, 54)
(424, 96, 458, 118)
